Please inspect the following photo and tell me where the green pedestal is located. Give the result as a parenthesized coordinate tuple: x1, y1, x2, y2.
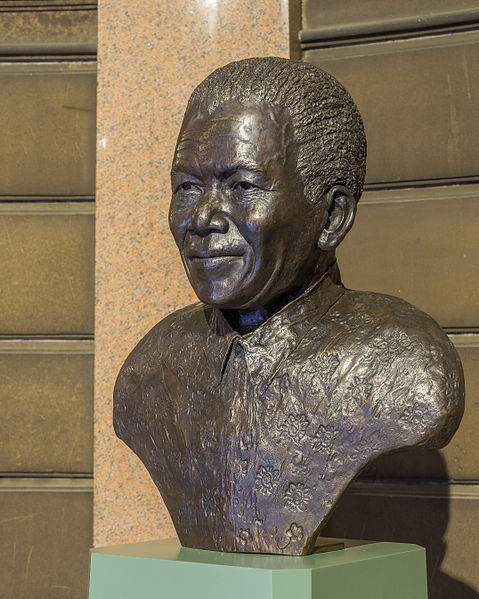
(89, 537, 427, 599)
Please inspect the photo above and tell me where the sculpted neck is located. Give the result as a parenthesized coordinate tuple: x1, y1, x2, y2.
(222, 252, 336, 335)
(223, 287, 304, 335)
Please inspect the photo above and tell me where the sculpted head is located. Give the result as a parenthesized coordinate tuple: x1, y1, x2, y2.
(169, 57, 366, 312)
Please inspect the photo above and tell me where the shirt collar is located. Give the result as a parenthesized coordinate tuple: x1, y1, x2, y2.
(205, 262, 345, 387)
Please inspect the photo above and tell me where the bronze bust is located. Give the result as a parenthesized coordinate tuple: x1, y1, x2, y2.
(113, 57, 464, 556)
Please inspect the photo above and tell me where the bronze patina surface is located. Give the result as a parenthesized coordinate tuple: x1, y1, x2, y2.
(113, 57, 464, 556)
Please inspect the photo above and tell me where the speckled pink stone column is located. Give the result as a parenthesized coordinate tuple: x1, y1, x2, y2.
(95, 1, 290, 546)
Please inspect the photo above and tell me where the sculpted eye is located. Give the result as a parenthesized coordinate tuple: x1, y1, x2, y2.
(233, 181, 257, 191)
(176, 181, 199, 193)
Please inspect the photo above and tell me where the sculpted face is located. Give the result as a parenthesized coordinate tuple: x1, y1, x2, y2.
(169, 101, 326, 310)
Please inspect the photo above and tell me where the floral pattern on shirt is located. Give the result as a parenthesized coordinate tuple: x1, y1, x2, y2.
(398, 396, 429, 435)
(233, 458, 249, 479)
(319, 352, 340, 378)
(312, 423, 339, 453)
(290, 449, 312, 476)
(349, 376, 373, 403)
(201, 420, 217, 449)
(254, 465, 280, 496)
(201, 487, 220, 518)
(286, 522, 304, 542)
(284, 482, 312, 512)
(278, 413, 309, 444)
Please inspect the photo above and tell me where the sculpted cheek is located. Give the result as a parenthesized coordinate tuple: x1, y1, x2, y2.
(174, 212, 189, 231)
(168, 212, 180, 237)
(243, 205, 275, 235)
(168, 210, 190, 250)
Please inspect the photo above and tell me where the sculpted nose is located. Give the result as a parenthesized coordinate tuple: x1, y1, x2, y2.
(189, 188, 229, 235)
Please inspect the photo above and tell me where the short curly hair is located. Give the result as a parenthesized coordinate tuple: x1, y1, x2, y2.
(184, 57, 367, 203)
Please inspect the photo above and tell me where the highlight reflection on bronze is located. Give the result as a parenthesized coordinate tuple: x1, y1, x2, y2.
(114, 58, 464, 555)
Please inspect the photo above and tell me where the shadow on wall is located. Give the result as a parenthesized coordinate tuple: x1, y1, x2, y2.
(322, 450, 479, 599)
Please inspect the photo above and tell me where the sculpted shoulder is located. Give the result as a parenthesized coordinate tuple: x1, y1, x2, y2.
(117, 301, 212, 377)
(324, 289, 464, 449)
(331, 289, 454, 352)
(113, 301, 208, 444)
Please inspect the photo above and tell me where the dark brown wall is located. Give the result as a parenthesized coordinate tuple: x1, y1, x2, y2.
(0, 2, 96, 597)
(301, 2, 479, 597)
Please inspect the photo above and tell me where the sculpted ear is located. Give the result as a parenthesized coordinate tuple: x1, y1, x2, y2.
(317, 185, 356, 251)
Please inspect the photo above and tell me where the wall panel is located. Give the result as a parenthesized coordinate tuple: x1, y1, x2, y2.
(0, 3, 97, 597)
(0, 344, 93, 473)
(0, 488, 92, 599)
(0, 62, 96, 197)
(0, 5, 96, 54)
(337, 186, 479, 328)
(303, 1, 479, 35)
(305, 32, 479, 184)
(0, 207, 94, 334)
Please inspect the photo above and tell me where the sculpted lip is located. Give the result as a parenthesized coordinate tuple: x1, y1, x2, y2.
(186, 249, 245, 260)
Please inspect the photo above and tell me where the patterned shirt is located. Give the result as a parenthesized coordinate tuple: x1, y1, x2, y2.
(114, 263, 464, 555)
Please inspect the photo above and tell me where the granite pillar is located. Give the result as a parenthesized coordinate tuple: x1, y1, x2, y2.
(95, 0, 290, 546)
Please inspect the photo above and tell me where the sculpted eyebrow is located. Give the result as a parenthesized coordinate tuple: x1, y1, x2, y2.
(218, 162, 265, 176)
(170, 164, 202, 178)
(178, 133, 258, 144)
